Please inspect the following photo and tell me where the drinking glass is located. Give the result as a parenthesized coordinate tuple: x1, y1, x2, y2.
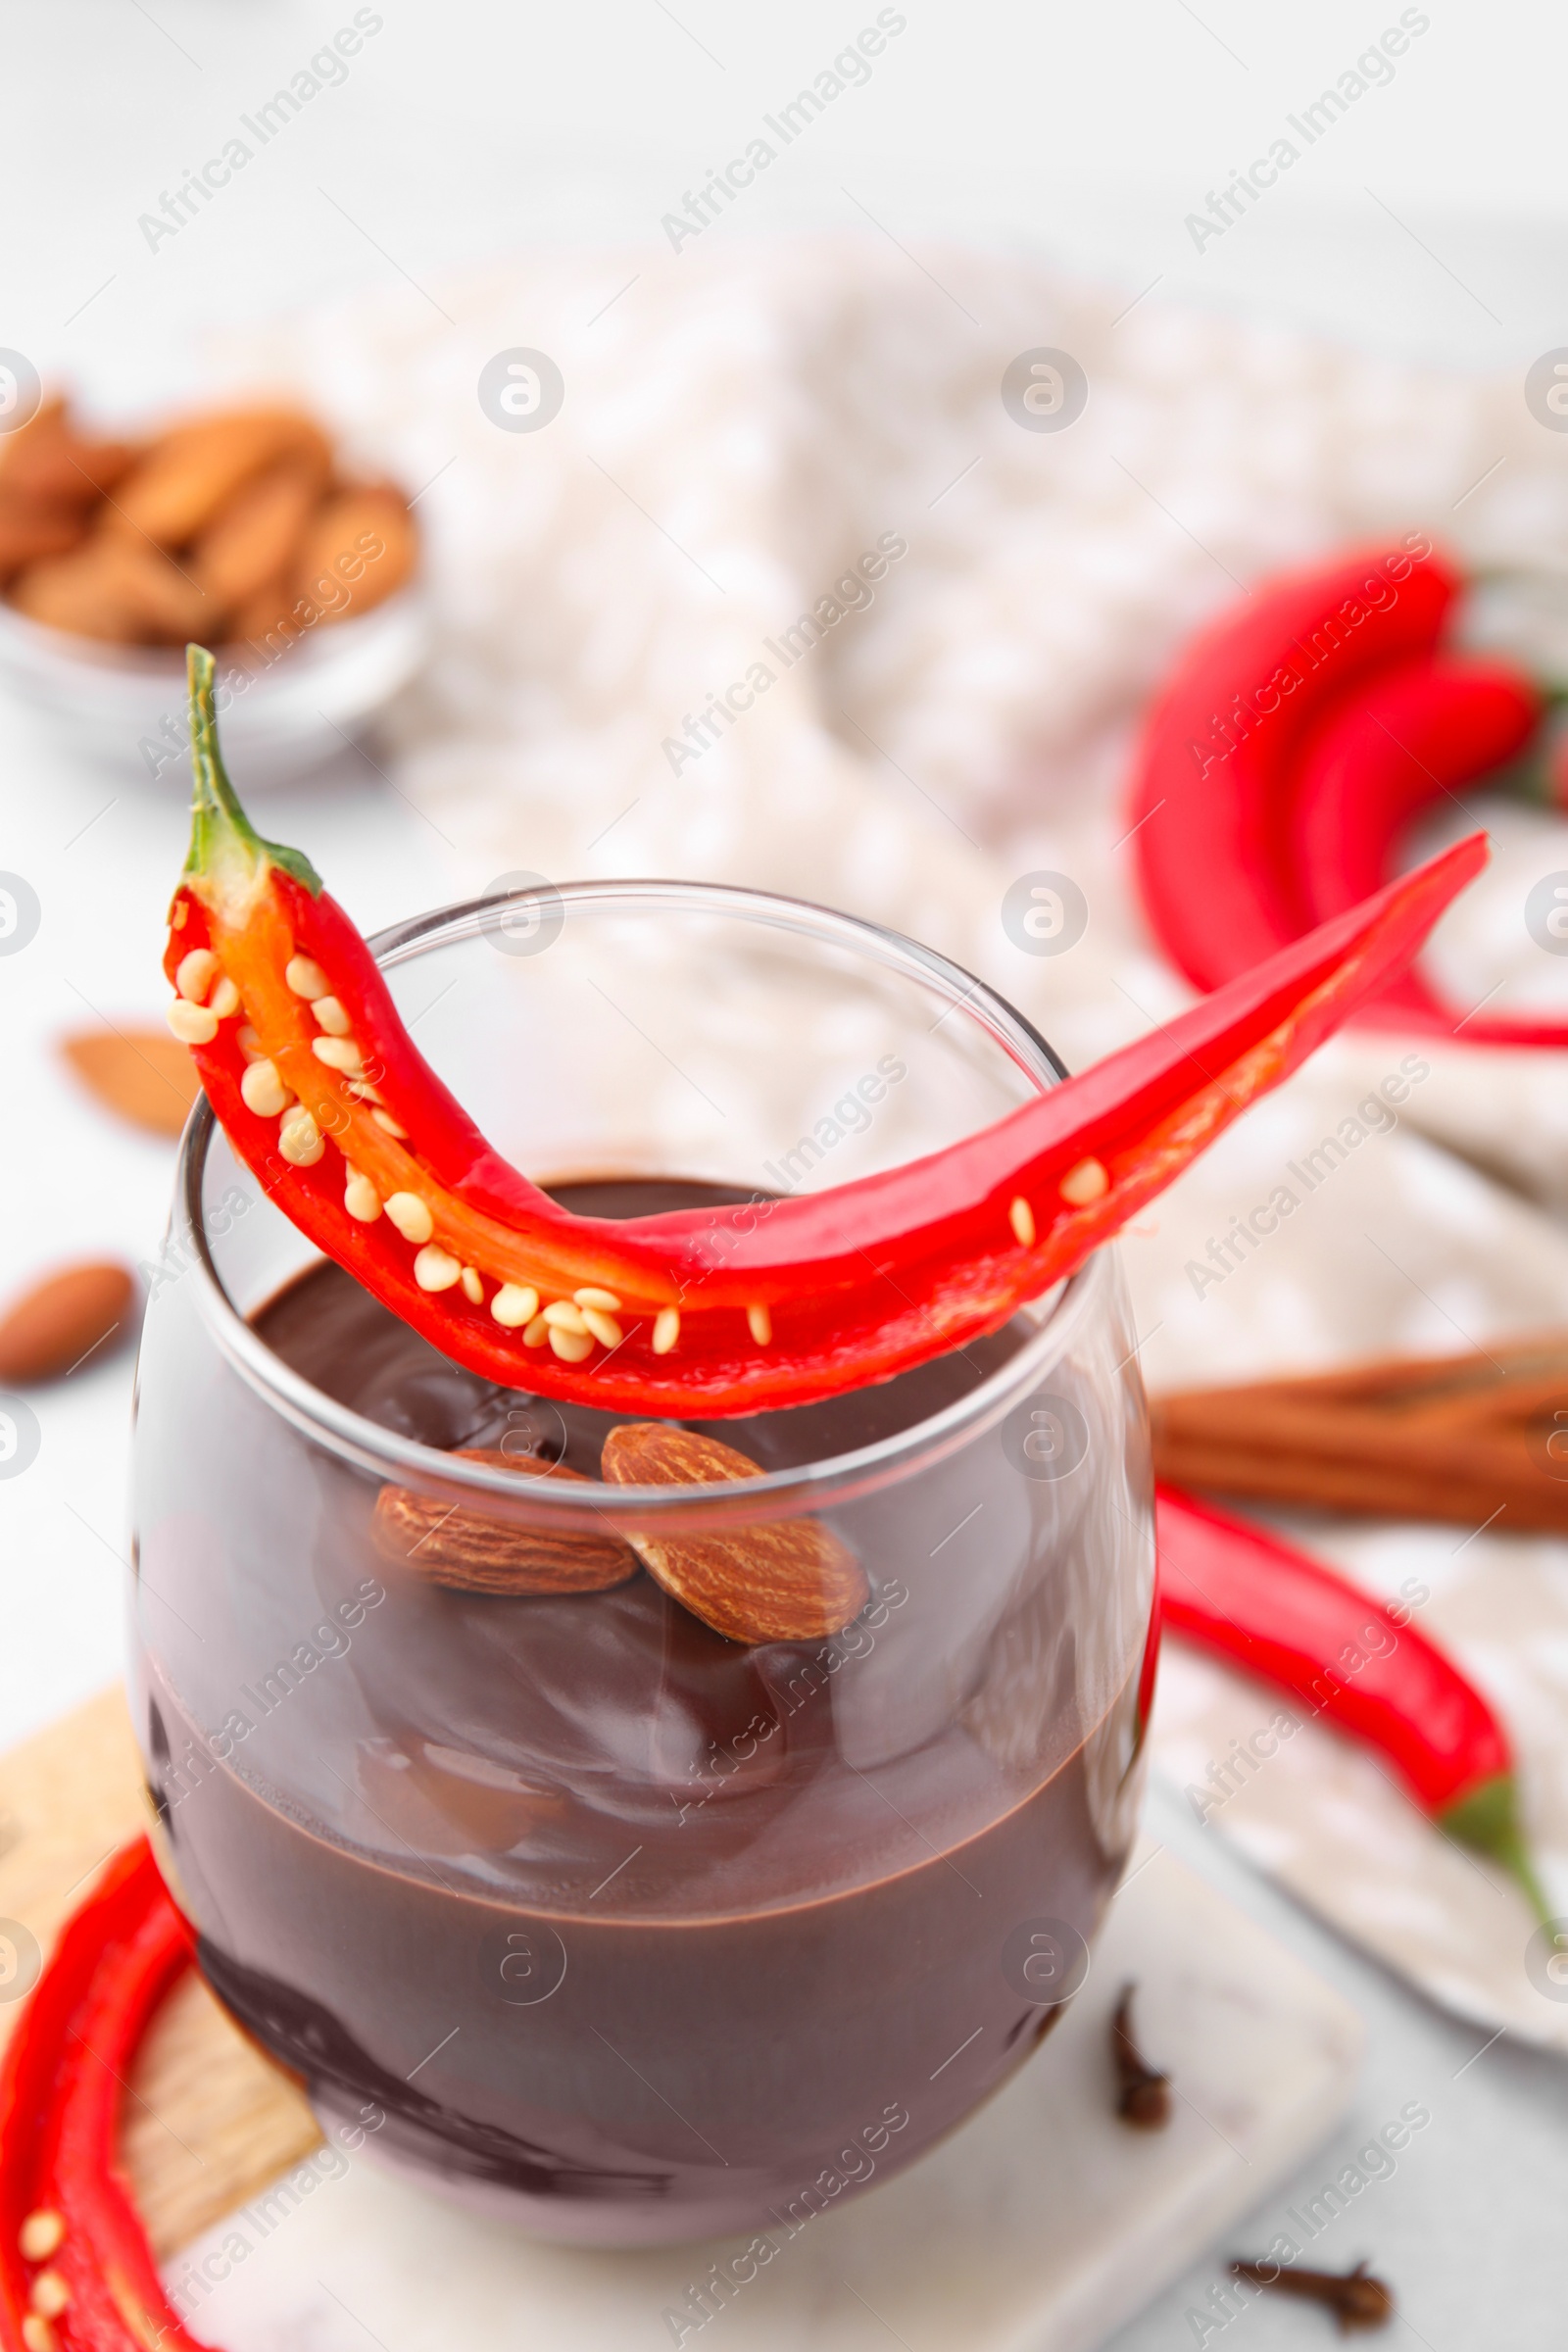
(130, 879, 1155, 2247)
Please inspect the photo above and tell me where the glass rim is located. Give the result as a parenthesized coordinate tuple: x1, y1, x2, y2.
(174, 875, 1112, 1530)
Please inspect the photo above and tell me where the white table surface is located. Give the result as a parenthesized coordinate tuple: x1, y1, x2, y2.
(4, 5, 1568, 2342)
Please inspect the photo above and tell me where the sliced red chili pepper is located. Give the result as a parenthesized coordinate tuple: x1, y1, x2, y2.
(166, 646, 1488, 1415)
(1129, 543, 1564, 1048)
(0, 1838, 216, 2352)
(1156, 1484, 1549, 1924)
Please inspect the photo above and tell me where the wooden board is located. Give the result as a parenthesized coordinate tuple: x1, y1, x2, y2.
(0, 1688, 321, 2258)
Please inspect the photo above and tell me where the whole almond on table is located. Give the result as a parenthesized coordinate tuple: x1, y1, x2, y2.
(60, 1029, 202, 1138)
(374, 1450, 639, 1595)
(601, 1424, 869, 1644)
(192, 460, 321, 612)
(294, 485, 416, 621)
(0, 1260, 136, 1384)
(109, 408, 331, 546)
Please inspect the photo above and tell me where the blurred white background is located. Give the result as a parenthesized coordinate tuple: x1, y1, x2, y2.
(6, 0, 1564, 394)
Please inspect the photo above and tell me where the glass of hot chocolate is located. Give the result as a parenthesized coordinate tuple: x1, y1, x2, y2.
(131, 879, 1155, 2248)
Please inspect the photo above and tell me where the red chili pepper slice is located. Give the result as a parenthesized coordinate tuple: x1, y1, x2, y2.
(0, 1838, 216, 2352)
(1129, 542, 1563, 1049)
(1156, 1484, 1549, 1923)
(166, 647, 1488, 1415)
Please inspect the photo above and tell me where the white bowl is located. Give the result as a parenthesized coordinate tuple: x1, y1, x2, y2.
(0, 586, 430, 788)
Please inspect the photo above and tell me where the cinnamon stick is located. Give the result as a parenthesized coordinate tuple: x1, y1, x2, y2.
(1151, 1331, 1568, 1534)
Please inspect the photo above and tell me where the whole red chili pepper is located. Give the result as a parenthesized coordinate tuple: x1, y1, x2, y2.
(1156, 1485, 1549, 1923)
(1131, 541, 1459, 985)
(1289, 652, 1560, 1042)
(164, 649, 1488, 1415)
(0, 1839, 216, 2352)
(1129, 542, 1563, 1048)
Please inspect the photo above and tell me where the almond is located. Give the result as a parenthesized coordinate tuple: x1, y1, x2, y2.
(294, 485, 416, 623)
(96, 534, 217, 642)
(0, 1259, 136, 1384)
(109, 408, 331, 546)
(193, 460, 321, 612)
(13, 534, 216, 645)
(60, 1028, 202, 1138)
(226, 571, 307, 652)
(0, 491, 86, 583)
(11, 542, 145, 642)
(0, 396, 135, 507)
(373, 1450, 639, 1595)
(600, 1424, 869, 1645)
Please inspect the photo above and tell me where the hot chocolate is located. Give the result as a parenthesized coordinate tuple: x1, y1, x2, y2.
(138, 1183, 1147, 2245)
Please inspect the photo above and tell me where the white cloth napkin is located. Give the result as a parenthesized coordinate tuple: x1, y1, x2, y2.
(230, 236, 1568, 2038)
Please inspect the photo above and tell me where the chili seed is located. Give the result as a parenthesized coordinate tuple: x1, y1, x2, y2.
(414, 1246, 463, 1292)
(460, 1267, 484, 1304)
(21, 2317, 56, 2352)
(311, 995, 353, 1036)
(278, 1109, 325, 1167)
(29, 2275, 70, 2319)
(549, 1326, 595, 1362)
(652, 1306, 680, 1354)
(285, 955, 329, 1000)
(491, 1283, 541, 1328)
(208, 975, 240, 1020)
(574, 1287, 622, 1312)
(384, 1193, 434, 1245)
(523, 1314, 550, 1348)
(581, 1306, 623, 1348)
(1008, 1195, 1036, 1247)
(312, 1036, 363, 1074)
(747, 1303, 772, 1346)
(166, 999, 219, 1046)
(174, 948, 218, 1003)
(1059, 1156, 1109, 1205)
(344, 1171, 381, 1222)
(240, 1058, 291, 1118)
(371, 1107, 410, 1138)
(18, 2213, 64, 2262)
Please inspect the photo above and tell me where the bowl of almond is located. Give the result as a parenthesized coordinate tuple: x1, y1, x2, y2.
(0, 393, 427, 783)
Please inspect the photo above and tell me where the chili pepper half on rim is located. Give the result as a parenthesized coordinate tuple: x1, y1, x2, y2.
(1128, 541, 1560, 1048)
(165, 645, 1488, 1415)
(0, 1838, 216, 2352)
(1156, 1484, 1550, 1923)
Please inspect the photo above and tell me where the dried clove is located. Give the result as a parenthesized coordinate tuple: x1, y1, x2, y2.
(1229, 2257, 1395, 2334)
(1110, 1982, 1170, 2129)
